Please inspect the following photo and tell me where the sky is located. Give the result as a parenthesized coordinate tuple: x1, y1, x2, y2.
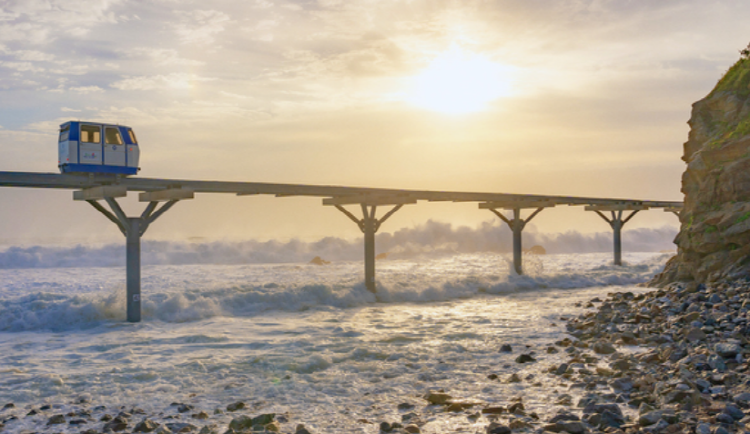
(0, 0, 748, 245)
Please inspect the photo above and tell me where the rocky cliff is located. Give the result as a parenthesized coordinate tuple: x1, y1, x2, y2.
(653, 52, 750, 285)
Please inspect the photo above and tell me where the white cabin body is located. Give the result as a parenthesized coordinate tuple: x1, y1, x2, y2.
(58, 121, 140, 175)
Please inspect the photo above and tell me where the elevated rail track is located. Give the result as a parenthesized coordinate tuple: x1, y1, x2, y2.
(0, 171, 682, 322)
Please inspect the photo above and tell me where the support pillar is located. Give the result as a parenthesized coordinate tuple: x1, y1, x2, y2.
(480, 201, 553, 275)
(363, 211, 376, 292)
(324, 195, 415, 293)
(76, 187, 192, 322)
(586, 205, 646, 266)
(126, 218, 141, 322)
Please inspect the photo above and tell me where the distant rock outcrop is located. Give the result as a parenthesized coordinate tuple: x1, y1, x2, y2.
(652, 49, 750, 284)
(527, 245, 546, 255)
(309, 256, 330, 265)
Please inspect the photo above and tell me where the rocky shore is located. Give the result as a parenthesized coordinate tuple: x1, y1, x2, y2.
(3, 279, 750, 434)
(483, 279, 750, 434)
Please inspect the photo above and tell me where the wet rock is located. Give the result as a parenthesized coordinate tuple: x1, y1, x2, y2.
(446, 401, 479, 412)
(716, 413, 735, 424)
(724, 404, 745, 420)
(47, 414, 66, 425)
(593, 342, 616, 355)
(639, 411, 664, 426)
(69, 418, 87, 425)
(424, 391, 452, 405)
(596, 410, 625, 429)
(685, 328, 707, 342)
(404, 424, 420, 433)
(134, 419, 159, 433)
(559, 421, 588, 434)
(176, 404, 193, 413)
(296, 424, 313, 434)
(499, 344, 513, 353)
(610, 359, 630, 371)
(481, 406, 506, 415)
(508, 373, 522, 383)
(510, 419, 532, 429)
(191, 411, 209, 420)
(515, 353, 536, 363)
(380, 421, 402, 432)
(2, 403, 13, 410)
(226, 402, 245, 412)
(734, 392, 750, 405)
(696, 423, 711, 434)
(485, 422, 511, 434)
(228, 413, 276, 432)
(508, 402, 525, 414)
(165, 422, 198, 433)
(103, 416, 129, 432)
(716, 342, 742, 358)
(610, 377, 634, 393)
(549, 413, 580, 424)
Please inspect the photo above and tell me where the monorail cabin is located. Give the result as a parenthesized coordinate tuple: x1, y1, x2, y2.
(58, 121, 140, 175)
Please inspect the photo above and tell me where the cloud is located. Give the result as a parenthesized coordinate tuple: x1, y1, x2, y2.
(0, 61, 44, 73)
(69, 86, 104, 94)
(61, 107, 82, 112)
(174, 9, 231, 46)
(220, 91, 248, 99)
(125, 48, 205, 67)
(0, 0, 122, 44)
(16, 50, 55, 62)
(110, 73, 215, 90)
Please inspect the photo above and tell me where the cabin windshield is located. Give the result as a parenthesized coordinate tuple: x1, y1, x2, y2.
(81, 125, 101, 143)
(58, 125, 70, 142)
(127, 128, 138, 144)
(105, 127, 123, 145)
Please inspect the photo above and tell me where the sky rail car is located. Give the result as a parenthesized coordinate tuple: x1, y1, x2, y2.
(58, 121, 140, 175)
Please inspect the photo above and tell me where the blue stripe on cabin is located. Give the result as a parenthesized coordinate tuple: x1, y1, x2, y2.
(61, 163, 138, 175)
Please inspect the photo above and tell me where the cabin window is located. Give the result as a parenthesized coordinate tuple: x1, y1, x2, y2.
(105, 127, 123, 145)
(127, 128, 138, 144)
(81, 125, 101, 143)
(58, 125, 70, 142)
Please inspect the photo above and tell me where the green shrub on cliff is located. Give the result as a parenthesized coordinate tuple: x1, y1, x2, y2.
(711, 43, 750, 98)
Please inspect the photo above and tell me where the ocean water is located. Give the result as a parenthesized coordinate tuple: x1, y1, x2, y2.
(0, 249, 668, 433)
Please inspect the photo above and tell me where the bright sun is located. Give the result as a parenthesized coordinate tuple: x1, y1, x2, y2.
(406, 47, 513, 115)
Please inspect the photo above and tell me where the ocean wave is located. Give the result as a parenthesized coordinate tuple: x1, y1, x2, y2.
(0, 253, 669, 332)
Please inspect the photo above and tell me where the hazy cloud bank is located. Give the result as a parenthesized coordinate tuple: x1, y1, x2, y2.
(0, 220, 677, 269)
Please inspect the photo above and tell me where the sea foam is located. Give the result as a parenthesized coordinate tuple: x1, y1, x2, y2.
(0, 252, 670, 332)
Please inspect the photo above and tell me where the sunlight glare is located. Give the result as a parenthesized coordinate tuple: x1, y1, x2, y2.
(407, 47, 513, 115)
